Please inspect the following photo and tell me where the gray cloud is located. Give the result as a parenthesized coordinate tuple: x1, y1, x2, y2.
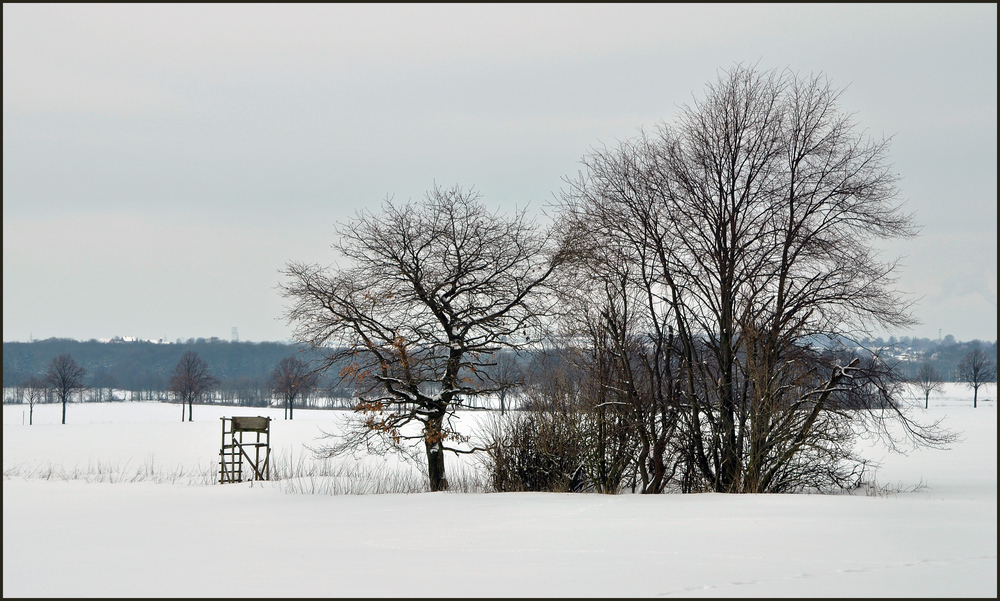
(3, 4, 996, 342)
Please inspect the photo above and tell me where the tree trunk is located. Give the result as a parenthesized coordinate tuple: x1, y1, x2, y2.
(426, 442, 448, 491)
(973, 385, 978, 409)
(188, 398, 193, 422)
(61, 398, 66, 424)
(424, 416, 449, 492)
(289, 398, 294, 420)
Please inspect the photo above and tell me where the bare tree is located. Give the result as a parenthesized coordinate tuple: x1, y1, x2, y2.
(913, 362, 944, 409)
(168, 351, 219, 422)
(268, 356, 318, 420)
(45, 354, 87, 425)
(557, 64, 953, 493)
(281, 184, 562, 491)
(25, 377, 46, 425)
(957, 346, 997, 409)
(548, 224, 684, 493)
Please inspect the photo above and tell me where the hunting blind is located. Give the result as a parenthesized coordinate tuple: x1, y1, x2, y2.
(219, 416, 271, 484)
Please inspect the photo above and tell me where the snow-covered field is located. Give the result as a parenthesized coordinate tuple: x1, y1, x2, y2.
(3, 383, 996, 597)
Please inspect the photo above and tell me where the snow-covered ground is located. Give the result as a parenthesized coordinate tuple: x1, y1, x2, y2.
(3, 383, 996, 597)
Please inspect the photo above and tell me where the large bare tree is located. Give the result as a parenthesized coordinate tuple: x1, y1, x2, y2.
(45, 354, 87, 425)
(281, 184, 562, 491)
(168, 351, 218, 422)
(268, 356, 318, 420)
(558, 64, 953, 493)
(957, 346, 997, 409)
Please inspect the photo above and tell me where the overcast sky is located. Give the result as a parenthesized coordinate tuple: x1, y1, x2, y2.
(3, 4, 996, 344)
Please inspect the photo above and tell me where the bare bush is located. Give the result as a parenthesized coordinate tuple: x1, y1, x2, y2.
(479, 406, 587, 493)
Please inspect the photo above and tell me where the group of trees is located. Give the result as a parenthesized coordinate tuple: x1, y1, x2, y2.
(281, 64, 988, 494)
(2, 338, 320, 396)
(168, 353, 319, 421)
(912, 345, 996, 409)
(4, 353, 92, 425)
(9, 350, 322, 424)
(5, 66, 993, 495)
(165, 352, 317, 421)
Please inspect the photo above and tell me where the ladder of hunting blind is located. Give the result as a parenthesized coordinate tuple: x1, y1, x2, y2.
(219, 416, 271, 484)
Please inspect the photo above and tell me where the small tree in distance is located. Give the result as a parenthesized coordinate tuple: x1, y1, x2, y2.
(45, 354, 87, 425)
(168, 351, 219, 422)
(913, 362, 944, 409)
(269, 356, 318, 420)
(25, 376, 46, 425)
(957, 346, 997, 409)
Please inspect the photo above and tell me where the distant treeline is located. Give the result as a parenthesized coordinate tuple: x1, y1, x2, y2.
(2, 335, 995, 400)
(1, 337, 532, 409)
(2, 338, 341, 404)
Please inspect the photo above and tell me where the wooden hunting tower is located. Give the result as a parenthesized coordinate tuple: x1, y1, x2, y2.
(219, 416, 271, 484)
